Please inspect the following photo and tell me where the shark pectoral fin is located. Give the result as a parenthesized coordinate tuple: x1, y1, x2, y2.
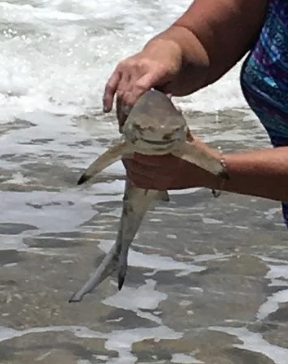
(171, 142, 228, 178)
(155, 190, 170, 202)
(122, 151, 134, 160)
(78, 140, 130, 185)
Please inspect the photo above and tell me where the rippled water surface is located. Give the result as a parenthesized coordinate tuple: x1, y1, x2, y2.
(0, 1, 288, 364)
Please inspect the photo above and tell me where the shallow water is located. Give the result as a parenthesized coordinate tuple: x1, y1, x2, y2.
(0, 1, 288, 364)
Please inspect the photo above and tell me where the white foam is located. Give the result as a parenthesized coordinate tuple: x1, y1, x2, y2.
(104, 279, 166, 311)
(266, 264, 288, 285)
(0, 0, 246, 125)
(264, 207, 282, 221)
(168, 188, 202, 196)
(5, 172, 31, 184)
(202, 217, 222, 225)
(254, 256, 288, 320)
(210, 326, 288, 364)
(0, 188, 121, 238)
(103, 279, 167, 325)
(0, 324, 182, 364)
(171, 353, 204, 364)
(0, 325, 103, 343)
(104, 326, 182, 364)
(98, 239, 206, 274)
(257, 289, 288, 321)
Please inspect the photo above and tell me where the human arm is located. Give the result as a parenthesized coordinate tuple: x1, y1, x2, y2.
(124, 144, 288, 202)
(103, 0, 267, 123)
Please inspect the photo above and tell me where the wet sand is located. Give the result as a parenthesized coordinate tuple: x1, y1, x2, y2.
(0, 110, 288, 364)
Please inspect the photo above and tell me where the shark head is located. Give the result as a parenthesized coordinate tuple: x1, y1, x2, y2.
(122, 90, 188, 153)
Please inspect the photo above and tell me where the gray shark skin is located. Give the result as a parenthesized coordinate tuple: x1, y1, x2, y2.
(69, 90, 227, 303)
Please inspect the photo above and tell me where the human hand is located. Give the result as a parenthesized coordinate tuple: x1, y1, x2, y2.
(123, 153, 204, 191)
(102, 40, 183, 126)
(122, 136, 223, 191)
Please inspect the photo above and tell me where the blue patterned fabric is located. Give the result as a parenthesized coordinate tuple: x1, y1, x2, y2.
(241, 0, 288, 227)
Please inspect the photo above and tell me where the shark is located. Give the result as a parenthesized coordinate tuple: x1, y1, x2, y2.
(69, 89, 227, 303)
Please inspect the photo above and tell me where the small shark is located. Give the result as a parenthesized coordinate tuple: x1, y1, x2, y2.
(69, 89, 227, 303)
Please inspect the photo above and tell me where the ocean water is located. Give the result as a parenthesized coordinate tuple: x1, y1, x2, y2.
(0, 1, 288, 364)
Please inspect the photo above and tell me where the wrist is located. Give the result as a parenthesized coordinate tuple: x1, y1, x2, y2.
(211, 156, 229, 197)
(142, 38, 184, 67)
(183, 148, 229, 191)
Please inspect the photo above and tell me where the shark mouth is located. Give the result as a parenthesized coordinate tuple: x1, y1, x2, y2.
(140, 138, 177, 145)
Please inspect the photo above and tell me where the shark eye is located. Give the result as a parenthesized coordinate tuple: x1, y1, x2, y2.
(173, 126, 184, 133)
(133, 124, 143, 131)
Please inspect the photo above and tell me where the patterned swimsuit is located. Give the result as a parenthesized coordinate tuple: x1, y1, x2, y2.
(241, 0, 288, 226)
